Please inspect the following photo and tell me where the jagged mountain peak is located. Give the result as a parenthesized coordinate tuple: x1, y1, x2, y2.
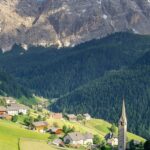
(0, 0, 150, 51)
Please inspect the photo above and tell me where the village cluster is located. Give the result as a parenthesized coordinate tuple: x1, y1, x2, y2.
(0, 97, 29, 120)
(0, 97, 96, 149)
(0, 97, 143, 150)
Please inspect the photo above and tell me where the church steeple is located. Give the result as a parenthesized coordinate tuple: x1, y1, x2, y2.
(118, 99, 127, 150)
(120, 99, 127, 124)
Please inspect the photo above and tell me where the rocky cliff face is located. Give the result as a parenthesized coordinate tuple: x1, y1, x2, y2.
(0, 0, 150, 51)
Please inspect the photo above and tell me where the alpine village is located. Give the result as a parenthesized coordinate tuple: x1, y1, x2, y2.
(0, 95, 148, 150)
(0, 0, 150, 150)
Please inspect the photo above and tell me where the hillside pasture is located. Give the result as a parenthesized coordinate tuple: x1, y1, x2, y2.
(0, 120, 49, 150)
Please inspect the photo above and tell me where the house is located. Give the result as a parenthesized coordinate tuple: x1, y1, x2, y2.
(64, 132, 93, 145)
(4, 97, 16, 105)
(7, 103, 29, 116)
(105, 133, 113, 140)
(32, 121, 48, 133)
(83, 113, 91, 120)
(0, 114, 12, 120)
(0, 106, 7, 115)
(64, 132, 84, 145)
(4, 114, 12, 121)
(105, 133, 118, 146)
(107, 137, 118, 146)
(126, 140, 141, 149)
(83, 133, 93, 144)
(67, 114, 77, 122)
(133, 140, 140, 145)
(7, 106, 18, 116)
(49, 127, 62, 134)
(49, 113, 63, 119)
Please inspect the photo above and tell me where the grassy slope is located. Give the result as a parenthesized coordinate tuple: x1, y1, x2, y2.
(0, 120, 49, 150)
(46, 118, 145, 141)
(20, 139, 84, 150)
(0, 117, 144, 150)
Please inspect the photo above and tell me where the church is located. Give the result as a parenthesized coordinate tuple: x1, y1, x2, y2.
(118, 100, 127, 150)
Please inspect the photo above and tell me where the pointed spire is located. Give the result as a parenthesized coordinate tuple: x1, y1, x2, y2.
(121, 98, 127, 123)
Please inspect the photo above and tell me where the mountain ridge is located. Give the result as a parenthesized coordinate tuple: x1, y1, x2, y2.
(1, 0, 150, 51)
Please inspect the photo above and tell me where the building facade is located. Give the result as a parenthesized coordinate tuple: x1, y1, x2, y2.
(118, 100, 127, 150)
(64, 132, 93, 145)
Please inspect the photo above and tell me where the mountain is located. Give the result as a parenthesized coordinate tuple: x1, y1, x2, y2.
(1, 0, 150, 51)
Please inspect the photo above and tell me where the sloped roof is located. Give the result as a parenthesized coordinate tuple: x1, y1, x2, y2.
(84, 113, 91, 117)
(0, 106, 6, 111)
(84, 133, 93, 140)
(68, 132, 84, 141)
(32, 121, 48, 127)
(67, 114, 76, 118)
(7, 103, 29, 111)
(50, 127, 61, 132)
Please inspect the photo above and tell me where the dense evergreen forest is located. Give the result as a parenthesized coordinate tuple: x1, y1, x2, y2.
(0, 32, 150, 138)
(0, 32, 150, 97)
(51, 62, 150, 139)
(0, 70, 36, 105)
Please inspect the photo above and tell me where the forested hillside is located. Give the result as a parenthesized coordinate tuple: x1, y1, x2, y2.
(51, 52, 150, 139)
(0, 70, 36, 105)
(0, 32, 150, 138)
(0, 33, 150, 97)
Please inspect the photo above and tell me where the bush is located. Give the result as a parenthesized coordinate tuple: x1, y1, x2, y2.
(77, 114, 84, 121)
(93, 135, 101, 145)
(12, 115, 18, 122)
(110, 123, 117, 134)
(24, 116, 34, 126)
(62, 125, 75, 135)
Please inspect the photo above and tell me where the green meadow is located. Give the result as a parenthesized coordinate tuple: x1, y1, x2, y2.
(0, 117, 145, 150)
(0, 120, 49, 150)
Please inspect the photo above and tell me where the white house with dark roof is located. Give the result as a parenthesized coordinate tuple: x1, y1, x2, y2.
(64, 132, 93, 145)
(83, 133, 93, 144)
(64, 132, 84, 145)
(7, 103, 29, 116)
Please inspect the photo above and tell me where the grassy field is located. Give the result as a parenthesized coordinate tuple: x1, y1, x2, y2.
(0, 120, 49, 150)
(20, 139, 85, 150)
(0, 115, 145, 150)
(20, 140, 55, 150)
(46, 118, 145, 142)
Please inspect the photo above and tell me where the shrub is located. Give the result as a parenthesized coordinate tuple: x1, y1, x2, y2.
(12, 115, 18, 122)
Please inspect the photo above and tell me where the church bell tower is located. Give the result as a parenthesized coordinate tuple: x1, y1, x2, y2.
(118, 100, 127, 150)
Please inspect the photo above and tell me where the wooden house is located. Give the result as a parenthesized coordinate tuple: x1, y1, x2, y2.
(0, 106, 7, 115)
(32, 121, 48, 133)
(49, 127, 62, 134)
(49, 113, 63, 119)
